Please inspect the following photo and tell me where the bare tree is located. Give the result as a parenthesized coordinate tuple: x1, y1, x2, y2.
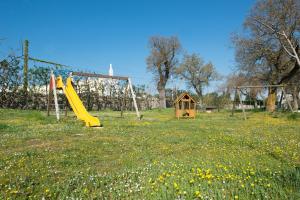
(146, 36, 181, 108)
(233, 0, 300, 112)
(176, 53, 219, 104)
(251, 0, 300, 67)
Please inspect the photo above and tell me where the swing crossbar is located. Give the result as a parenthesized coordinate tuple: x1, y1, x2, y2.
(72, 72, 128, 81)
(236, 85, 284, 89)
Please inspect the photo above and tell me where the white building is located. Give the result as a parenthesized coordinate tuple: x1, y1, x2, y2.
(75, 64, 121, 96)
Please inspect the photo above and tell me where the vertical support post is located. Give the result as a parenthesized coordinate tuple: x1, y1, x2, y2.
(238, 89, 247, 120)
(128, 78, 141, 119)
(120, 95, 124, 118)
(65, 95, 68, 117)
(23, 40, 29, 92)
(231, 87, 237, 116)
(65, 103, 68, 117)
(50, 71, 60, 121)
(278, 89, 284, 109)
(121, 83, 128, 118)
(282, 87, 294, 112)
(47, 81, 52, 116)
(23, 40, 29, 108)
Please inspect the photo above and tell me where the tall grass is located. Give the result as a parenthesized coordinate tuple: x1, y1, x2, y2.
(0, 109, 299, 199)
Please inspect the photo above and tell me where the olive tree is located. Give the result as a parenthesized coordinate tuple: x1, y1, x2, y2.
(146, 36, 181, 108)
(176, 53, 219, 104)
(233, 0, 300, 112)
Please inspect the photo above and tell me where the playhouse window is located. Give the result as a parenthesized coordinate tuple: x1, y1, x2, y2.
(184, 101, 189, 109)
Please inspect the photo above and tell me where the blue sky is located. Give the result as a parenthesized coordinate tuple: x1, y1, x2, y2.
(0, 0, 254, 93)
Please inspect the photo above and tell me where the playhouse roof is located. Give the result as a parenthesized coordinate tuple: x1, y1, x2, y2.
(174, 92, 196, 104)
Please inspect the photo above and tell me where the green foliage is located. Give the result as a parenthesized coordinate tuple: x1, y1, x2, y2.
(28, 65, 50, 89)
(0, 109, 299, 199)
(287, 113, 300, 120)
(176, 53, 219, 98)
(0, 123, 9, 130)
(202, 92, 231, 108)
(0, 56, 22, 108)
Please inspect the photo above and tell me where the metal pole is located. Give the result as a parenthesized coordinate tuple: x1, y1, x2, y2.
(128, 78, 140, 119)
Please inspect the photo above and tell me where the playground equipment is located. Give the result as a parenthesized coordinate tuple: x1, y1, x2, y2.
(231, 85, 294, 120)
(71, 71, 141, 119)
(174, 92, 196, 119)
(47, 71, 60, 121)
(47, 71, 141, 126)
(23, 40, 140, 125)
(56, 75, 101, 127)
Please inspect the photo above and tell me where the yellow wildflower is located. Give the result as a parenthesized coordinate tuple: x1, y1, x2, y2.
(173, 182, 179, 190)
(195, 190, 201, 198)
(158, 175, 164, 182)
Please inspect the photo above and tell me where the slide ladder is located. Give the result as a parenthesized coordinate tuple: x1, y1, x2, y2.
(56, 76, 101, 127)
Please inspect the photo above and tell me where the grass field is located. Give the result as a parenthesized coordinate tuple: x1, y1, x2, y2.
(0, 109, 299, 199)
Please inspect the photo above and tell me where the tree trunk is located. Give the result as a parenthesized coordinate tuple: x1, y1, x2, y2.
(266, 87, 277, 112)
(158, 88, 166, 109)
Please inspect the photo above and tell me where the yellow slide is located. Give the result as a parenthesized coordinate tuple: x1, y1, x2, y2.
(56, 76, 101, 127)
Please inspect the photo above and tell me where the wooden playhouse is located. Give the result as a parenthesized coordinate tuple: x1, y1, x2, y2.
(174, 92, 196, 119)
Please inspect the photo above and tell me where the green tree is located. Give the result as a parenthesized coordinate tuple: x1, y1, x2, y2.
(0, 55, 22, 108)
(176, 53, 219, 104)
(29, 65, 50, 94)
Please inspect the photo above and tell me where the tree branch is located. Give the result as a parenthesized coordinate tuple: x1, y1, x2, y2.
(253, 18, 300, 66)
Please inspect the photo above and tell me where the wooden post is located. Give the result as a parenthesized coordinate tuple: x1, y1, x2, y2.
(282, 87, 294, 112)
(23, 40, 29, 108)
(23, 40, 29, 92)
(128, 78, 141, 119)
(121, 84, 128, 118)
(278, 90, 284, 109)
(64, 95, 68, 117)
(231, 88, 237, 116)
(65, 102, 68, 117)
(47, 85, 52, 116)
(194, 102, 196, 119)
(238, 89, 247, 120)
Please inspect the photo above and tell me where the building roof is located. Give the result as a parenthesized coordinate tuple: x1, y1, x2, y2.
(174, 92, 196, 104)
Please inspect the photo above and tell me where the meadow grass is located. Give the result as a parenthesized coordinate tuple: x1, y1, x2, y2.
(0, 109, 299, 199)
